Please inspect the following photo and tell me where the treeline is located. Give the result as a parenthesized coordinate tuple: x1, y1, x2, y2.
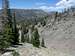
(0, 0, 19, 53)
(0, 0, 46, 53)
(21, 24, 46, 48)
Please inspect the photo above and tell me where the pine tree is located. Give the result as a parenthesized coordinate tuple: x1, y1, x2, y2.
(12, 50, 20, 56)
(32, 28, 40, 48)
(0, 0, 12, 51)
(0, 35, 10, 51)
(52, 12, 58, 25)
(2, 0, 15, 45)
(0, 0, 16, 51)
(41, 38, 46, 48)
(21, 23, 29, 43)
(3, 23, 14, 45)
(21, 33, 30, 43)
(31, 34, 34, 44)
(21, 29, 25, 43)
(0, 23, 14, 51)
(26, 35, 30, 43)
(12, 12, 19, 44)
(0, 23, 14, 52)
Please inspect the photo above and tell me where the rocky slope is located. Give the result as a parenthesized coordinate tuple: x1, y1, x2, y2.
(1, 7, 75, 56)
(1, 43, 72, 56)
(38, 8, 75, 56)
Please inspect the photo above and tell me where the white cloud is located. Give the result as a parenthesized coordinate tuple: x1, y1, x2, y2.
(56, 0, 75, 8)
(0, 8, 1, 9)
(36, 0, 75, 12)
(37, 6, 63, 12)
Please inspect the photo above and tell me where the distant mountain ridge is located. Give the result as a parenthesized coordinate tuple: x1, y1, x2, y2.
(0, 9, 48, 22)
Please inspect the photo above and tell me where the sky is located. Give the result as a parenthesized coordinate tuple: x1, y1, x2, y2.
(0, 0, 75, 12)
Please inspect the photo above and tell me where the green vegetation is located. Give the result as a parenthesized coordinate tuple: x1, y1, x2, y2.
(0, 0, 47, 52)
(0, 0, 19, 51)
(12, 12, 19, 44)
(41, 38, 46, 48)
(12, 50, 20, 56)
(31, 28, 40, 48)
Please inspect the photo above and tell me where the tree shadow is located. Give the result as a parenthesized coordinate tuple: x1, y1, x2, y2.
(11, 43, 23, 48)
(0, 49, 14, 54)
(0, 43, 23, 54)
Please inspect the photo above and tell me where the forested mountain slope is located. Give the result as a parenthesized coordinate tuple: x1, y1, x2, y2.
(0, 9, 48, 22)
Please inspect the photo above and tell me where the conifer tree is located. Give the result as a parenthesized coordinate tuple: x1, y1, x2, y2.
(24, 34, 30, 43)
(12, 50, 20, 56)
(52, 12, 58, 25)
(1, 0, 14, 48)
(41, 38, 46, 48)
(31, 34, 34, 44)
(0, 0, 16, 51)
(26, 35, 30, 43)
(21, 29, 25, 43)
(4, 23, 14, 43)
(12, 12, 19, 44)
(32, 28, 40, 48)
(0, 35, 10, 51)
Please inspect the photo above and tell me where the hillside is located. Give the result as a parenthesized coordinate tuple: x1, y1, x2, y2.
(1, 7, 75, 56)
(0, 9, 48, 22)
(38, 7, 75, 56)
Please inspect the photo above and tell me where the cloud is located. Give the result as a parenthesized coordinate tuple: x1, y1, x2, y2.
(38, 6, 64, 12)
(56, 0, 75, 8)
(36, 0, 75, 12)
(0, 8, 1, 9)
